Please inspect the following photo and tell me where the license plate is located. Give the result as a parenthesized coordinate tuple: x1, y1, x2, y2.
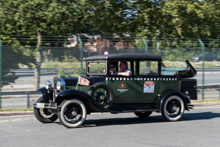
(36, 103, 45, 108)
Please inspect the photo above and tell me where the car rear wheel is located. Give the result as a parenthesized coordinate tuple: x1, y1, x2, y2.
(58, 99, 87, 128)
(161, 95, 185, 121)
(134, 112, 152, 118)
(34, 97, 58, 123)
(88, 83, 113, 109)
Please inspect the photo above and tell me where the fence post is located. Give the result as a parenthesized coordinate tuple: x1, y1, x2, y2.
(218, 49, 220, 57)
(198, 39, 205, 101)
(142, 38, 149, 72)
(0, 38, 1, 109)
(27, 92, 30, 108)
(78, 37, 83, 76)
(142, 38, 148, 54)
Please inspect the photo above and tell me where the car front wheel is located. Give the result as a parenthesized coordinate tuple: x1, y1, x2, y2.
(58, 99, 87, 128)
(161, 95, 185, 121)
(34, 97, 58, 123)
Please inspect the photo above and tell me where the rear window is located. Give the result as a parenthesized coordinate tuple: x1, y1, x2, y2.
(139, 61, 158, 75)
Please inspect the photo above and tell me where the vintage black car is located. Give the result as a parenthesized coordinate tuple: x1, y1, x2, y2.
(34, 53, 197, 128)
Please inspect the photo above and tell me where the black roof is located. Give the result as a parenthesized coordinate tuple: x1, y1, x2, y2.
(84, 53, 162, 61)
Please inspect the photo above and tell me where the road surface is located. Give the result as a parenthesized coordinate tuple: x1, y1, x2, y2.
(0, 106, 220, 147)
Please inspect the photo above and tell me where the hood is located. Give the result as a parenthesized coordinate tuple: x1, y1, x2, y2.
(63, 77, 78, 86)
(63, 77, 106, 86)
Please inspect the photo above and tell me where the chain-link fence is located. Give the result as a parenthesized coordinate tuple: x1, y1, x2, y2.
(0, 37, 220, 109)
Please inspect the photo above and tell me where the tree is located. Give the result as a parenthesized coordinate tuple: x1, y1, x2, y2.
(153, 0, 220, 39)
(1, 0, 220, 88)
(0, 0, 91, 90)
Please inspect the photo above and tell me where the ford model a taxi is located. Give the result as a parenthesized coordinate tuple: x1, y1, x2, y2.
(34, 53, 197, 128)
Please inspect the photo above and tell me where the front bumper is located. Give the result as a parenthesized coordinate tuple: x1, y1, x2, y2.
(34, 102, 57, 109)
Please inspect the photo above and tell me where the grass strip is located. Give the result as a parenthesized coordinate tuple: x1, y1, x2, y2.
(0, 108, 33, 112)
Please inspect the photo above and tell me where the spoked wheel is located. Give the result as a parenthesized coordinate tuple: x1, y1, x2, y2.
(161, 95, 185, 121)
(88, 83, 113, 109)
(34, 97, 58, 123)
(134, 112, 152, 118)
(58, 99, 87, 128)
(93, 88, 109, 104)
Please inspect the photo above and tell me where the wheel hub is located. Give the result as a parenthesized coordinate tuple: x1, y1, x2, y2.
(99, 95, 105, 100)
(95, 92, 106, 102)
(173, 105, 177, 111)
(167, 103, 178, 113)
(65, 106, 78, 119)
(72, 111, 77, 117)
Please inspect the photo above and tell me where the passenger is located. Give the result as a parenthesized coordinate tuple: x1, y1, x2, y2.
(117, 61, 132, 76)
(104, 64, 116, 74)
(109, 64, 116, 75)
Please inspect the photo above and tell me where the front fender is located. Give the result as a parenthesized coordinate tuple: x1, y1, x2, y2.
(156, 90, 188, 112)
(36, 87, 47, 93)
(56, 89, 107, 113)
(36, 87, 47, 102)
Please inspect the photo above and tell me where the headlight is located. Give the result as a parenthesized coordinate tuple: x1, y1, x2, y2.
(45, 80, 52, 89)
(57, 81, 63, 90)
(57, 78, 66, 91)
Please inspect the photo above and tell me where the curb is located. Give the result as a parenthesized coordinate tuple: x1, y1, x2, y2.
(193, 102, 220, 107)
(0, 111, 34, 116)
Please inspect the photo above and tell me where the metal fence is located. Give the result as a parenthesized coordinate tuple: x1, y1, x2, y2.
(0, 36, 220, 109)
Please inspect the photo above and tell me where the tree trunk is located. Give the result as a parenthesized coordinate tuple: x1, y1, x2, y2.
(33, 30, 42, 90)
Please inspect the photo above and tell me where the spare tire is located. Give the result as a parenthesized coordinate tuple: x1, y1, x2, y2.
(88, 83, 114, 109)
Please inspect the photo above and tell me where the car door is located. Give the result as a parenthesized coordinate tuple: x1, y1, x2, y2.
(106, 77, 137, 104)
(136, 61, 160, 103)
(106, 61, 137, 104)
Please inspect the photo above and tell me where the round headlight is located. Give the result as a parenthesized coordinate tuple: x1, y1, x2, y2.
(57, 81, 63, 91)
(45, 80, 52, 89)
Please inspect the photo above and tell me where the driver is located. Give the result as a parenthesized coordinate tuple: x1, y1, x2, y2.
(117, 61, 132, 76)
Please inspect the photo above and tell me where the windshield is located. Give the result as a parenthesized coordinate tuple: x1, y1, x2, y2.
(87, 60, 107, 75)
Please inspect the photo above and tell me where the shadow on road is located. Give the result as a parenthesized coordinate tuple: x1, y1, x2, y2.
(82, 112, 220, 128)
(181, 112, 220, 121)
(83, 116, 162, 127)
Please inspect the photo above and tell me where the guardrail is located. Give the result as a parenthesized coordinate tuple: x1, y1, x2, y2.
(2, 91, 40, 108)
(1, 85, 220, 109)
(197, 85, 220, 89)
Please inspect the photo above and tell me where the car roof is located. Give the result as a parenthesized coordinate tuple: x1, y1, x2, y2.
(84, 53, 162, 61)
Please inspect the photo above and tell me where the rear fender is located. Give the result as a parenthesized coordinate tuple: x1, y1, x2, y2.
(56, 89, 106, 113)
(156, 90, 189, 112)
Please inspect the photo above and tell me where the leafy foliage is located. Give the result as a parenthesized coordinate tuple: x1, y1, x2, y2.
(0, 0, 220, 86)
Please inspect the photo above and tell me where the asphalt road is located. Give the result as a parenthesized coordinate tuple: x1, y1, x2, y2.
(0, 106, 220, 147)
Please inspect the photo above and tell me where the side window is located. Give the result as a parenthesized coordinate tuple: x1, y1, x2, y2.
(139, 61, 158, 75)
(118, 61, 132, 72)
